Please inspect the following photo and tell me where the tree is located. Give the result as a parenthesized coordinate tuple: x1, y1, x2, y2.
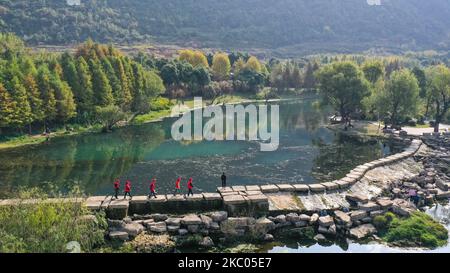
(76, 56, 94, 118)
(212, 52, 231, 81)
(362, 60, 385, 84)
(316, 61, 370, 123)
(51, 72, 76, 123)
(426, 65, 450, 132)
(0, 83, 15, 129)
(89, 59, 114, 107)
(191, 66, 211, 88)
(95, 105, 128, 132)
(160, 62, 179, 86)
(383, 69, 420, 127)
(178, 49, 209, 68)
(245, 56, 262, 72)
(36, 65, 57, 124)
(23, 74, 44, 129)
(233, 58, 246, 76)
(113, 57, 132, 110)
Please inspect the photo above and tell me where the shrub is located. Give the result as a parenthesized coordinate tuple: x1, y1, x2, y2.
(381, 211, 448, 249)
(149, 97, 172, 111)
(0, 189, 107, 253)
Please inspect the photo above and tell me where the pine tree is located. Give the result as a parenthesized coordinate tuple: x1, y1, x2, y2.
(8, 76, 33, 129)
(76, 56, 94, 117)
(113, 57, 132, 110)
(24, 74, 44, 124)
(101, 57, 122, 104)
(37, 65, 57, 122)
(51, 71, 77, 123)
(212, 52, 231, 81)
(89, 59, 114, 107)
(0, 83, 15, 129)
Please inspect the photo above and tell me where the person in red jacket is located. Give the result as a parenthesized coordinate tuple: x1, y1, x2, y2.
(124, 180, 132, 199)
(149, 178, 157, 198)
(187, 177, 194, 196)
(173, 177, 182, 196)
(113, 179, 120, 199)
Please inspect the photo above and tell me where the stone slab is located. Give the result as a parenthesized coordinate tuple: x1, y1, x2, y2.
(223, 194, 246, 205)
(292, 184, 309, 193)
(277, 184, 295, 192)
(260, 185, 280, 193)
(245, 185, 261, 191)
(308, 184, 326, 193)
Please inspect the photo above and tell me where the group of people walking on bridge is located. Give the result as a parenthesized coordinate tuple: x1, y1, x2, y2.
(112, 172, 227, 200)
(113, 176, 196, 200)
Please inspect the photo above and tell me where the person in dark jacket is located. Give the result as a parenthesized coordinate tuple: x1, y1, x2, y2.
(113, 179, 120, 199)
(221, 172, 227, 188)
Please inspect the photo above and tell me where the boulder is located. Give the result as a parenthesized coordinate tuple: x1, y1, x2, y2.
(165, 218, 181, 226)
(199, 236, 214, 248)
(210, 222, 220, 230)
(151, 213, 168, 222)
(328, 224, 337, 236)
(359, 202, 381, 212)
(299, 214, 311, 222)
(274, 214, 287, 223)
(309, 213, 319, 225)
(211, 211, 228, 222)
(346, 193, 369, 204)
(334, 211, 351, 225)
(122, 222, 145, 237)
(286, 213, 301, 223)
(392, 199, 416, 217)
(318, 215, 334, 227)
(376, 198, 393, 210)
(187, 225, 200, 233)
(181, 214, 202, 225)
(349, 224, 377, 240)
(200, 215, 213, 229)
(294, 221, 308, 227)
(167, 225, 180, 234)
(350, 210, 368, 221)
(314, 234, 328, 243)
(109, 231, 129, 241)
(148, 222, 167, 233)
(178, 229, 188, 236)
(264, 234, 274, 241)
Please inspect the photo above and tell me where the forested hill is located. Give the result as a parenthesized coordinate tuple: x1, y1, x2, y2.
(1, 0, 450, 55)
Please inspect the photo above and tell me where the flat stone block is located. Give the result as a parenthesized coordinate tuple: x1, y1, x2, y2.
(232, 186, 246, 192)
(221, 191, 239, 196)
(260, 185, 280, 193)
(246, 194, 269, 203)
(308, 184, 326, 193)
(223, 194, 246, 205)
(321, 182, 339, 191)
(166, 195, 186, 202)
(347, 173, 363, 180)
(292, 184, 309, 192)
(244, 190, 263, 196)
(148, 195, 167, 203)
(129, 196, 149, 204)
(108, 199, 129, 209)
(245, 185, 261, 191)
(202, 193, 222, 201)
(341, 176, 357, 184)
(335, 180, 350, 189)
(185, 194, 204, 201)
(217, 187, 234, 193)
(277, 184, 295, 192)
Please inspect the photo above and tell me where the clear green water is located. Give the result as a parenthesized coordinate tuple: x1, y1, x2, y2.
(0, 99, 401, 198)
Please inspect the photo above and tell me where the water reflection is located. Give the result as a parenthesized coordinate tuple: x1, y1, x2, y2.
(0, 99, 401, 197)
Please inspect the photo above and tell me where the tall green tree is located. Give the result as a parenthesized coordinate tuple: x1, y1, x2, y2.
(0, 83, 15, 129)
(212, 52, 231, 80)
(316, 61, 370, 122)
(76, 56, 94, 118)
(383, 69, 420, 127)
(37, 65, 57, 124)
(89, 59, 114, 107)
(362, 60, 385, 84)
(426, 65, 450, 132)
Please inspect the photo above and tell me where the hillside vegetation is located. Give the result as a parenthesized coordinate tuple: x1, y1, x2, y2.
(1, 0, 450, 54)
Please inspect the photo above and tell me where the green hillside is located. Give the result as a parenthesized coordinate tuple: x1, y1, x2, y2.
(1, 0, 450, 54)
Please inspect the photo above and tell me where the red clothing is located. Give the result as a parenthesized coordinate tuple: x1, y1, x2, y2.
(114, 181, 120, 189)
(150, 179, 156, 192)
(175, 178, 181, 189)
(125, 182, 131, 192)
(187, 178, 193, 189)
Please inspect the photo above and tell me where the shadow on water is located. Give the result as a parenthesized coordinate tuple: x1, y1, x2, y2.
(0, 99, 403, 197)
